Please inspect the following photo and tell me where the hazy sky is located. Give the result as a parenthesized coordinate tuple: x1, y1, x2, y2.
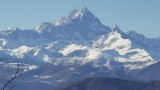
(0, 0, 160, 38)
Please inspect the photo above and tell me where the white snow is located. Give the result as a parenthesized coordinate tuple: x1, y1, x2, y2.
(60, 44, 87, 56)
(0, 7, 159, 73)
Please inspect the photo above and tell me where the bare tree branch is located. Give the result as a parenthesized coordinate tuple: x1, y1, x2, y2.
(1, 64, 21, 90)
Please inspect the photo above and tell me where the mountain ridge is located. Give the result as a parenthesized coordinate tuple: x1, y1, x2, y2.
(0, 7, 159, 71)
(0, 7, 160, 90)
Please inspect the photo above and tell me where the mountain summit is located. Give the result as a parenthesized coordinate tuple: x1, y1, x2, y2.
(69, 7, 94, 19)
(35, 8, 96, 33)
(54, 7, 103, 27)
(34, 7, 111, 40)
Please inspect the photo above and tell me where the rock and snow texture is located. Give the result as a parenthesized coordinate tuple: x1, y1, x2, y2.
(0, 7, 159, 70)
(0, 7, 160, 89)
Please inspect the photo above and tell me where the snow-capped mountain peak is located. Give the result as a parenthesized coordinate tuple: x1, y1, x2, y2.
(69, 7, 94, 19)
(54, 7, 101, 27)
(35, 22, 54, 33)
(1, 7, 160, 90)
(7, 27, 19, 31)
(0, 7, 160, 75)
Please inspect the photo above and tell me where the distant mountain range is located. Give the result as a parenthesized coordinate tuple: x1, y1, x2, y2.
(0, 7, 160, 90)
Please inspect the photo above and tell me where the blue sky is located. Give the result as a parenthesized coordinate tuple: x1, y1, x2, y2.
(0, 0, 160, 38)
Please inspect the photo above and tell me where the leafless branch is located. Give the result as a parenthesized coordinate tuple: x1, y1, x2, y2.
(1, 64, 21, 90)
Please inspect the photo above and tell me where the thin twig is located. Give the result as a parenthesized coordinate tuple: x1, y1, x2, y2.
(1, 64, 21, 90)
